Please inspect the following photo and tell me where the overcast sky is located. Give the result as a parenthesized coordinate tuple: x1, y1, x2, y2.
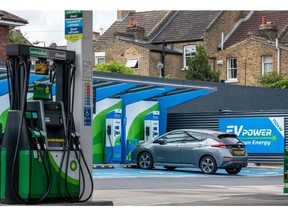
(9, 11, 117, 46)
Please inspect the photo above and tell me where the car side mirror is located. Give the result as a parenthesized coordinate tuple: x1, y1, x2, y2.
(156, 138, 166, 145)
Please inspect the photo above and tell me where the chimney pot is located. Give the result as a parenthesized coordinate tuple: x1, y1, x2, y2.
(129, 17, 134, 26)
(262, 16, 267, 24)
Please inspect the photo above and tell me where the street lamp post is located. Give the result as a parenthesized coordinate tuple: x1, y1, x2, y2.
(32, 40, 46, 47)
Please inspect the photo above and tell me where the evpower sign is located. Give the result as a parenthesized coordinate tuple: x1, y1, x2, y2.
(219, 117, 284, 154)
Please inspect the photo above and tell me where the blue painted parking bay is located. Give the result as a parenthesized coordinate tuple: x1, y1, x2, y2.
(93, 167, 283, 179)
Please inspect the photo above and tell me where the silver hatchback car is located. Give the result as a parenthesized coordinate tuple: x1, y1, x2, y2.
(131, 129, 248, 174)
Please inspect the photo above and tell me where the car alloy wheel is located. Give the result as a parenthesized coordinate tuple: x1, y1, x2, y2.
(138, 152, 153, 169)
(200, 156, 217, 174)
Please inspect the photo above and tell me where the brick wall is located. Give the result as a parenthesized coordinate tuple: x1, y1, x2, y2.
(95, 38, 185, 78)
(166, 41, 203, 51)
(149, 51, 161, 77)
(95, 39, 150, 76)
(149, 51, 183, 79)
(0, 25, 9, 60)
(204, 11, 249, 57)
(214, 38, 288, 86)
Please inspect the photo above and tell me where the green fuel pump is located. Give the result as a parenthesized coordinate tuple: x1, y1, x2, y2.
(0, 44, 93, 204)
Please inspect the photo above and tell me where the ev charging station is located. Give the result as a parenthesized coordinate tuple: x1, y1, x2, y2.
(0, 11, 94, 204)
(105, 109, 122, 164)
(92, 73, 216, 164)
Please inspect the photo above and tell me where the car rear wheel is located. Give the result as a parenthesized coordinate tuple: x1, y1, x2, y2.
(137, 152, 154, 169)
(225, 167, 242, 174)
(199, 156, 217, 174)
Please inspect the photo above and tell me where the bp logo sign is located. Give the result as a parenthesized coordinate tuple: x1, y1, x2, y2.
(70, 160, 78, 172)
(219, 117, 284, 154)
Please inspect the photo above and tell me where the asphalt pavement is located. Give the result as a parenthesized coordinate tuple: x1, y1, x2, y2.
(92, 165, 283, 179)
(0, 164, 286, 206)
(91, 164, 288, 206)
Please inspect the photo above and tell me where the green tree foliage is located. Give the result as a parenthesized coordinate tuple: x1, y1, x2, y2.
(268, 79, 288, 89)
(185, 45, 220, 82)
(94, 61, 134, 74)
(257, 72, 283, 87)
(257, 72, 288, 89)
(9, 29, 27, 44)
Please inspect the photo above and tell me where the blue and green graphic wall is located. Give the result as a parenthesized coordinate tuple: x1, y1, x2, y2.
(219, 117, 284, 154)
(0, 75, 45, 133)
(93, 98, 122, 163)
(125, 101, 159, 161)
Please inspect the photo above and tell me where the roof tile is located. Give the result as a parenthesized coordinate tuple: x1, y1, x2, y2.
(0, 10, 28, 25)
(152, 11, 221, 43)
(224, 11, 288, 48)
(97, 11, 170, 43)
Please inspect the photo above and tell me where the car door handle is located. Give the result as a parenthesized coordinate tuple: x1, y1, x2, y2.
(175, 145, 180, 148)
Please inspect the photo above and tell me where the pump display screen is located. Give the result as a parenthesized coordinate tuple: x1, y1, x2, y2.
(32, 112, 38, 119)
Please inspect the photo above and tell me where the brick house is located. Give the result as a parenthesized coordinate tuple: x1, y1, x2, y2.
(0, 11, 28, 61)
(94, 10, 247, 79)
(214, 11, 288, 86)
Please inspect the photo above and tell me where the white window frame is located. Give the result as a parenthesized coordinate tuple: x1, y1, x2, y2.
(227, 58, 238, 82)
(96, 56, 105, 65)
(262, 55, 273, 75)
(183, 45, 196, 69)
(95, 52, 105, 65)
(125, 57, 139, 69)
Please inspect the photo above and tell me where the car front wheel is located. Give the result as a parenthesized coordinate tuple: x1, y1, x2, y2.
(225, 167, 242, 174)
(137, 152, 154, 169)
(199, 156, 217, 174)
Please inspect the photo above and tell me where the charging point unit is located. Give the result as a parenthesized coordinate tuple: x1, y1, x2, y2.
(105, 109, 122, 164)
(144, 111, 160, 141)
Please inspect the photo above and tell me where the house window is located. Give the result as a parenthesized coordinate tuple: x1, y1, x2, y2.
(125, 58, 139, 69)
(96, 57, 105, 65)
(227, 58, 238, 81)
(262, 55, 273, 74)
(183, 45, 196, 69)
(95, 52, 105, 65)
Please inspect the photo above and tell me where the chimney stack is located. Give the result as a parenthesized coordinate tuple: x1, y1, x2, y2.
(259, 17, 278, 40)
(93, 32, 100, 42)
(129, 17, 134, 26)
